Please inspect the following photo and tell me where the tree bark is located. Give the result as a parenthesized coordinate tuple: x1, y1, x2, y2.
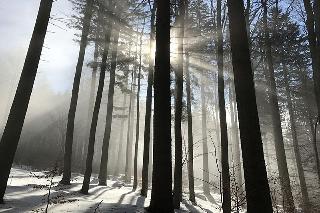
(226, 0, 273, 211)
(98, 28, 120, 186)
(261, 2, 295, 211)
(80, 18, 113, 194)
(0, 0, 53, 203)
(141, 0, 156, 197)
(148, 0, 174, 211)
(60, 0, 94, 185)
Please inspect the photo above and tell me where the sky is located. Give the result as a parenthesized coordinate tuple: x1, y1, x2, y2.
(0, 0, 96, 127)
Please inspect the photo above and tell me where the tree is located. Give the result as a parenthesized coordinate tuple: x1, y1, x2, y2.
(200, 71, 210, 195)
(226, 0, 273, 211)
(60, 0, 94, 185)
(141, 0, 156, 197)
(81, 3, 114, 193)
(173, 0, 185, 209)
(0, 0, 53, 203)
(133, 23, 145, 190)
(261, 2, 295, 211)
(283, 64, 310, 213)
(185, 2, 196, 204)
(147, 0, 174, 211)
(98, 27, 120, 186)
(216, 0, 231, 211)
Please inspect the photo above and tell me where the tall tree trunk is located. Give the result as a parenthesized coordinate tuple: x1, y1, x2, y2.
(299, 70, 320, 184)
(0, 0, 53, 203)
(186, 54, 196, 203)
(302, 0, 320, 119)
(60, 0, 94, 185)
(228, 81, 242, 192)
(216, 0, 231, 211)
(226, 0, 273, 211)
(261, 2, 295, 211)
(80, 18, 113, 194)
(148, 0, 173, 211)
(283, 64, 310, 213)
(133, 24, 145, 190)
(114, 86, 128, 176)
(82, 20, 101, 169)
(98, 29, 120, 186)
(173, 0, 185, 209)
(141, 0, 156, 197)
(200, 72, 210, 195)
(125, 68, 136, 183)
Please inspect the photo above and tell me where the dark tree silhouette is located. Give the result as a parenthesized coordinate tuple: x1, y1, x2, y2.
(98, 28, 120, 186)
(60, 0, 94, 185)
(0, 0, 53, 203)
(81, 8, 114, 194)
(147, 0, 174, 211)
(173, 0, 185, 209)
(141, 0, 156, 197)
(133, 23, 144, 190)
(226, 0, 273, 211)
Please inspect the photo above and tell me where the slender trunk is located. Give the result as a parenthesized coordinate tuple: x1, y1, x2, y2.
(148, 0, 173, 211)
(60, 0, 94, 185)
(80, 19, 113, 194)
(173, 0, 185, 209)
(80, 30, 99, 168)
(216, 0, 231, 212)
(133, 24, 145, 190)
(0, 0, 53, 203)
(200, 73, 210, 195)
(141, 1, 156, 197)
(261, 2, 295, 211)
(229, 83, 242, 192)
(302, 0, 320, 117)
(299, 70, 320, 184)
(114, 85, 128, 176)
(125, 69, 136, 183)
(185, 54, 196, 203)
(226, 0, 273, 211)
(98, 29, 120, 186)
(283, 64, 310, 213)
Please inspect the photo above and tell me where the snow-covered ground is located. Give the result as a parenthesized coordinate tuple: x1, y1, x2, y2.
(0, 167, 222, 212)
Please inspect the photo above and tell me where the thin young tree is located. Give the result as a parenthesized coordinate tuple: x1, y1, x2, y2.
(133, 23, 145, 190)
(60, 0, 94, 185)
(216, 0, 231, 211)
(200, 71, 210, 196)
(147, 0, 174, 211)
(185, 1, 196, 203)
(98, 27, 120, 186)
(173, 0, 185, 209)
(0, 0, 53, 203)
(226, 0, 273, 211)
(141, 0, 156, 197)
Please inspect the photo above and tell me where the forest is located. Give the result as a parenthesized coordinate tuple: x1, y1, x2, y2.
(0, 0, 319, 212)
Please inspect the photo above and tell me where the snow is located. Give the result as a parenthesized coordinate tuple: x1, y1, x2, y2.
(0, 167, 222, 212)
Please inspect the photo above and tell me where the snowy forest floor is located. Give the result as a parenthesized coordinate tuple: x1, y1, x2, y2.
(0, 166, 224, 213)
